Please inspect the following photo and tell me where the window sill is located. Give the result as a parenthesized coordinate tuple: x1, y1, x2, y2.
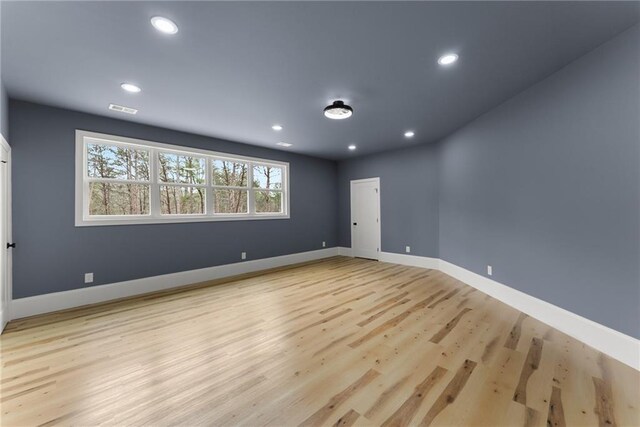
(75, 214, 290, 227)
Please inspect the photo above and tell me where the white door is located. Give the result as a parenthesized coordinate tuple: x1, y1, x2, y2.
(0, 141, 10, 332)
(350, 178, 381, 260)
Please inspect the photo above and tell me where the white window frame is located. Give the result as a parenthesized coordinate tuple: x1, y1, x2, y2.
(75, 130, 290, 226)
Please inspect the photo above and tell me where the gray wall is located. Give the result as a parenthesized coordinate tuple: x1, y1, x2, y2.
(10, 100, 338, 299)
(338, 26, 639, 338)
(438, 25, 639, 338)
(338, 143, 439, 258)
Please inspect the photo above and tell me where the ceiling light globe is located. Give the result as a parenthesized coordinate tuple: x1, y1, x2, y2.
(324, 101, 353, 120)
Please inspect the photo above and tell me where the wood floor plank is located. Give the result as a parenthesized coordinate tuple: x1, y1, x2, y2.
(419, 359, 478, 426)
(332, 409, 361, 427)
(513, 337, 544, 405)
(361, 292, 409, 315)
(593, 377, 617, 427)
(357, 298, 411, 328)
(504, 312, 528, 350)
(429, 307, 472, 344)
(547, 386, 567, 427)
(362, 374, 413, 420)
(298, 369, 380, 427)
(380, 366, 447, 427)
(349, 290, 445, 348)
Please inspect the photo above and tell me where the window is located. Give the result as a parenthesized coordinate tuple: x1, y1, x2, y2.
(212, 159, 249, 214)
(158, 152, 206, 215)
(86, 142, 151, 216)
(252, 164, 284, 213)
(76, 130, 289, 226)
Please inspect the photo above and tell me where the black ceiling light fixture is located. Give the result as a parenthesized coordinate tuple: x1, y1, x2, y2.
(324, 100, 353, 120)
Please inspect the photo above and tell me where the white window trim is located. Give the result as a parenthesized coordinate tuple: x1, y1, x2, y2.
(75, 130, 290, 226)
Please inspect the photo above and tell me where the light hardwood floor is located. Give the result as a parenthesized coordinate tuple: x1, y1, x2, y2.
(1, 257, 638, 426)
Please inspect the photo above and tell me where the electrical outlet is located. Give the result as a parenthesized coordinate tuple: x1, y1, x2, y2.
(241, 252, 247, 260)
(322, 241, 326, 247)
(84, 273, 94, 284)
(487, 265, 492, 276)
(406, 246, 411, 253)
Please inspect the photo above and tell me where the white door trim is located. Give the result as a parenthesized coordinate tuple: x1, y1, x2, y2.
(0, 133, 12, 333)
(350, 177, 381, 261)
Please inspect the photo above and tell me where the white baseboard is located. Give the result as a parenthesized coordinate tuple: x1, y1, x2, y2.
(351, 249, 638, 370)
(10, 247, 340, 320)
(336, 248, 440, 270)
(379, 251, 439, 269)
(337, 247, 353, 257)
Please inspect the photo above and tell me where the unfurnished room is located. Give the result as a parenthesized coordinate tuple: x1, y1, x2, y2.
(0, 1, 638, 426)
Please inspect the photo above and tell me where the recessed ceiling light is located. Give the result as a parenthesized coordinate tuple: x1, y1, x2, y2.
(276, 142, 292, 147)
(438, 53, 459, 66)
(324, 101, 353, 120)
(120, 83, 141, 93)
(151, 16, 179, 35)
(108, 104, 138, 115)
(404, 131, 415, 138)
(348, 145, 357, 151)
(272, 124, 283, 131)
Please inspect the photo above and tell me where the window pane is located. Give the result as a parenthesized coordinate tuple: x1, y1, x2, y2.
(89, 182, 150, 215)
(212, 160, 248, 187)
(87, 143, 149, 180)
(254, 191, 283, 213)
(160, 186, 205, 215)
(214, 190, 248, 214)
(158, 152, 206, 185)
(252, 165, 282, 189)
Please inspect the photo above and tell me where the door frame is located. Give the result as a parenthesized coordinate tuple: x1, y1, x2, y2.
(0, 134, 11, 332)
(350, 177, 381, 261)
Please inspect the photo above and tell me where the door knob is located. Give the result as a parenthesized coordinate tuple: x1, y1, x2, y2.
(353, 222, 357, 226)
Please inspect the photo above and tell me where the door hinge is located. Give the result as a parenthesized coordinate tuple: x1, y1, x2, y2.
(376, 248, 379, 252)
(375, 188, 378, 193)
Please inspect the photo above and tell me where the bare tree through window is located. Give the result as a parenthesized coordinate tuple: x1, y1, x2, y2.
(87, 143, 150, 215)
(253, 165, 283, 213)
(158, 153, 205, 215)
(213, 160, 248, 213)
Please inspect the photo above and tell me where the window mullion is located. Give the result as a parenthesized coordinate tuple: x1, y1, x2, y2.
(86, 178, 151, 185)
(211, 185, 250, 190)
(284, 165, 289, 215)
(158, 182, 207, 188)
(150, 148, 160, 218)
(247, 163, 255, 215)
(206, 157, 214, 216)
(83, 142, 90, 220)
